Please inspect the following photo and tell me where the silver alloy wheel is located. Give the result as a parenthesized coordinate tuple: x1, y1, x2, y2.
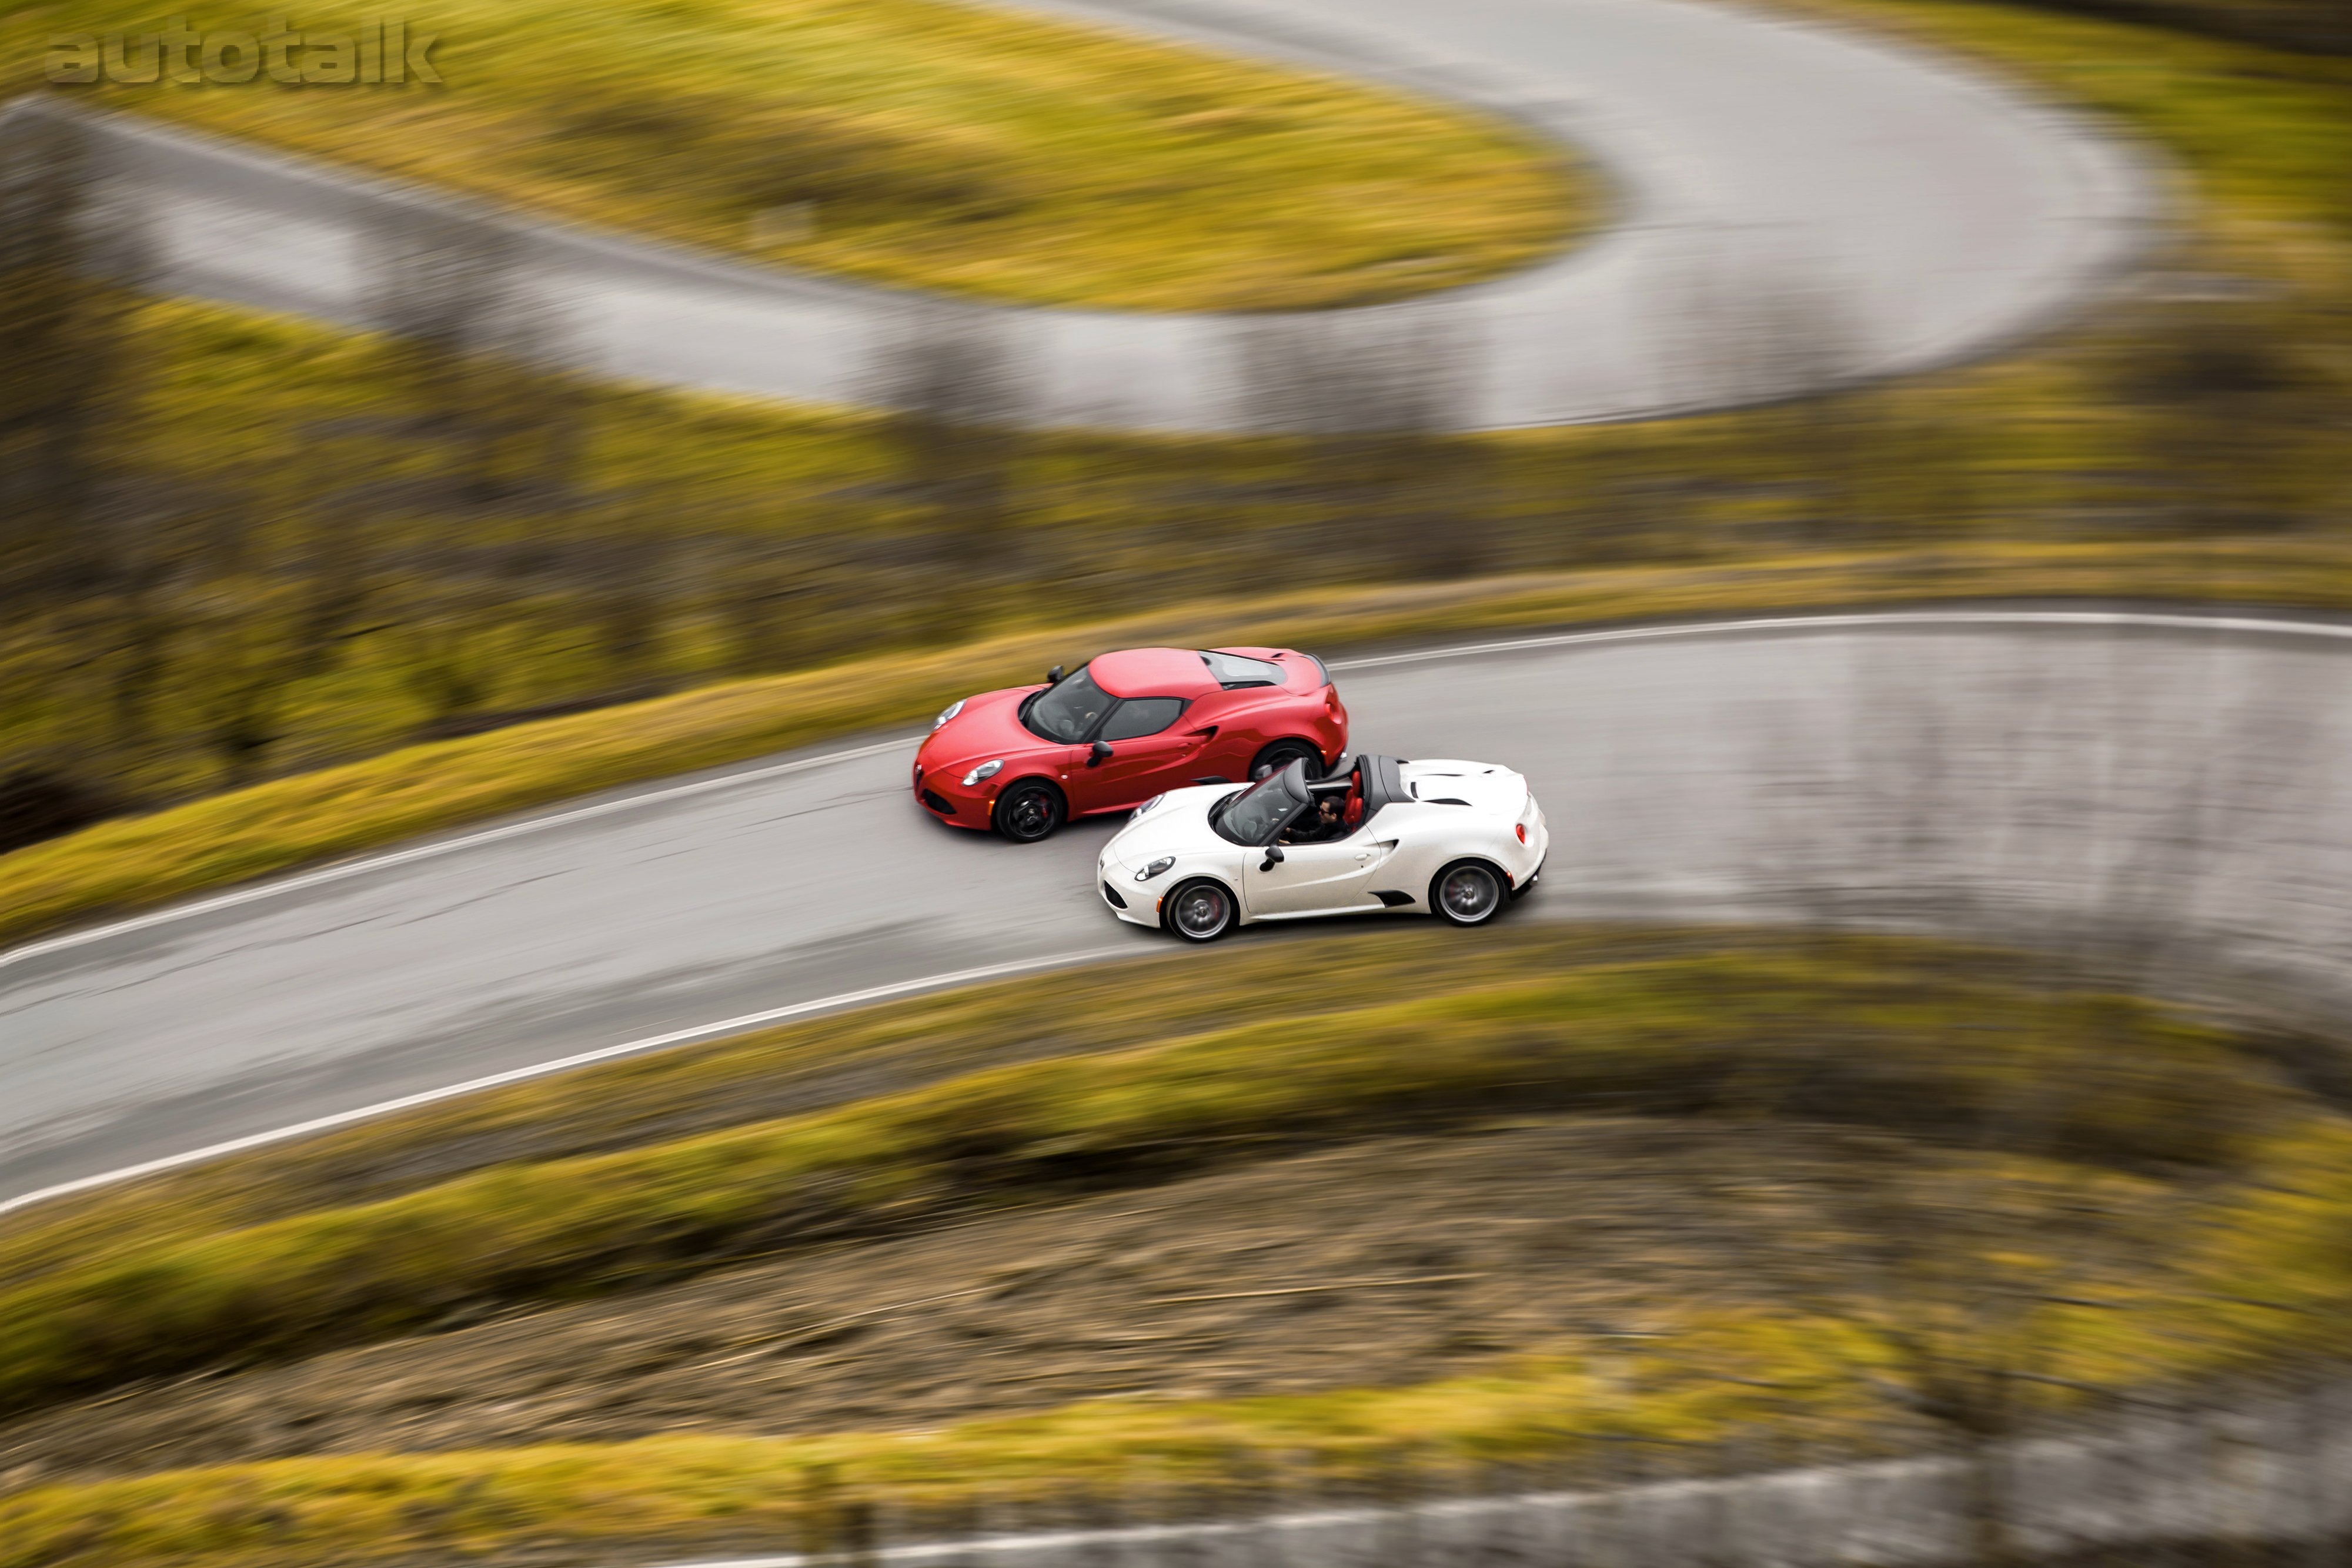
(1169, 880, 1232, 941)
(1436, 863, 1502, 925)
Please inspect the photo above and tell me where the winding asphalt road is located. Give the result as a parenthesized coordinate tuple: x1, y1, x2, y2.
(18, 0, 2157, 429)
(0, 0, 2235, 1213)
(9, 610, 2352, 1213)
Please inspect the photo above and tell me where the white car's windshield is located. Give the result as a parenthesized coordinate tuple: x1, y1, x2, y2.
(1212, 772, 1300, 844)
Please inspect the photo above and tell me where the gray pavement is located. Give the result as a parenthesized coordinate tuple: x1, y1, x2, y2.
(16, 0, 2159, 430)
(8, 611, 2352, 1209)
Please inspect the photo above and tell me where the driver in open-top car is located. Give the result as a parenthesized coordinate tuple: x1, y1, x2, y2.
(1282, 795, 1346, 844)
(1278, 760, 1371, 844)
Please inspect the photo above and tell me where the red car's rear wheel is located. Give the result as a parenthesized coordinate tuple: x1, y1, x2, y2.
(1251, 738, 1325, 782)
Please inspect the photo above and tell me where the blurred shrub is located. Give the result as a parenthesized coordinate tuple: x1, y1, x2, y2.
(0, 770, 116, 857)
(1996, 0, 2352, 52)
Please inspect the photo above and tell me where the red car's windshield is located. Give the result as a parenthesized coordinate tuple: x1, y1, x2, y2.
(1024, 666, 1112, 743)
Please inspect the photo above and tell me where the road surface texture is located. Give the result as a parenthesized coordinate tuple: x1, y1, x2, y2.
(7, 0, 2156, 430)
(8, 610, 2352, 1210)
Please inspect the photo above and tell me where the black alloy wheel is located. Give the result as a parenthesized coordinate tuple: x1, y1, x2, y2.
(994, 780, 1064, 842)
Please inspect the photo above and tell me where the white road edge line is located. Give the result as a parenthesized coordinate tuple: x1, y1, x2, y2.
(0, 734, 923, 974)
(6, 606, 2346, 1217)
(0, 946, 1135, 1219)
(1325, 607, 2352, 673)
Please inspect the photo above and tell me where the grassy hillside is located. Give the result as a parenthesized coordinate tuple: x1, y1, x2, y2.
(2, 925, 2348, 1566)
(0, 0, 1583, 310)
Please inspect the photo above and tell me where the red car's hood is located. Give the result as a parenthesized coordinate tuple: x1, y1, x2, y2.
(916, 684, 1056, 777)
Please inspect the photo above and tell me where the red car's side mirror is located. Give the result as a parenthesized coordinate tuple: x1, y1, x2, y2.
(1088, 741, 1112, 767)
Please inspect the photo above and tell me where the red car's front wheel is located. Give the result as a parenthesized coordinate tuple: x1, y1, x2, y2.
(994, 780, 1064, 842)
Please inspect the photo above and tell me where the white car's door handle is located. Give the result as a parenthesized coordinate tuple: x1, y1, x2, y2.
(1355, 851, 1374, 862)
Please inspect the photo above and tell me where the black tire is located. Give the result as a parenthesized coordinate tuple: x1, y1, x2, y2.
(1164, 878, 1236, 942)
(993, 780, 1064, 842)
(1251, 738, 1325, 782)
(1429, 860, 1506, 927)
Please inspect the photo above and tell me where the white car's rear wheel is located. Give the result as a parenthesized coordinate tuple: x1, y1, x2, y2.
(1431, 861, 1505, 926)
(1165, 878, 1235, 942)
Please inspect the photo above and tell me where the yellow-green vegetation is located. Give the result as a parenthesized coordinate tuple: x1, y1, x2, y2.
(0, 1359, 1877, 1568)
(4, 927, 2352, 1568)
(1795, 0, 2352, 269)
(17, 534, 2352, 956)
(0, 930, 2289, 1415)
(0, 0, 1582, 310)
(0, 1360, 1879, 1568)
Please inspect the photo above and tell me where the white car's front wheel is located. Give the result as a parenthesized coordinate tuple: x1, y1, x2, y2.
(1431, 861, 1505, 927)
(1164, 878, 1235, 942)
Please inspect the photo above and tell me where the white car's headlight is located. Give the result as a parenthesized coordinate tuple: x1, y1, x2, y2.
(1130, 794, 1165, 818)
(963, 760, 1003, 787)
(1134, 857, 1176, 882)
(932, 700, 965, 731)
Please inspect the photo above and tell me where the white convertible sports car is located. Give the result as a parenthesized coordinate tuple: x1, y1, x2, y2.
(1095, 753, 1548, 941)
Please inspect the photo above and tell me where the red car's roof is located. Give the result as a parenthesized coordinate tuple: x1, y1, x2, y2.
(1090, 647, 1221, 698)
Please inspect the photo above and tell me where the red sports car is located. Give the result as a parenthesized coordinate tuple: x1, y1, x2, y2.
(913, 647, 1348, 841)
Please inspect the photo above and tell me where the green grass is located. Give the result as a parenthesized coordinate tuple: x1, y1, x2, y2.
(0, 0, 1585, 310)
(0, 929, 2288, 1419)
